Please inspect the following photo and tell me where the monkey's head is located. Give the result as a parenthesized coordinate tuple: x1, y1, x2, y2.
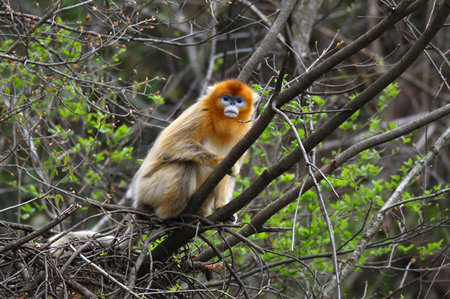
(205, 79, 257, 122)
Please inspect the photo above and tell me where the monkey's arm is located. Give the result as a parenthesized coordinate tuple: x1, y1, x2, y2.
(157, 105, 224, 169)
(164, 142, 223, 168)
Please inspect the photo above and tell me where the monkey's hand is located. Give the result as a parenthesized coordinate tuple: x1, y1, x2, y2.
(224, 213, 238, 224)
(227, 164, 240, 178)
(227, 164, 240, 177)
(216, 157, 239, 177)
(214, 206, 238, 224)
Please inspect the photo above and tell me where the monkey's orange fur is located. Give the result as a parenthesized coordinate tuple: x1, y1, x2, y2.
(133, 80, 257, 219)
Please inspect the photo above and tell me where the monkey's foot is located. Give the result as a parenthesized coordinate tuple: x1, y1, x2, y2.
(223, 213, 237, 224)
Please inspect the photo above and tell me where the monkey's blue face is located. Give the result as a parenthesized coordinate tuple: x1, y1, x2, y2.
(221, 94, 245, 118)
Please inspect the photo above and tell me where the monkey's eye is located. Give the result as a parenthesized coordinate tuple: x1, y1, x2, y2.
(221, 95, 232, 105)
(235, 96, 245, 108)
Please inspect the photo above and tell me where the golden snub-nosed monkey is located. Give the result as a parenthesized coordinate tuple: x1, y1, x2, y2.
(132, 79, 257, 219)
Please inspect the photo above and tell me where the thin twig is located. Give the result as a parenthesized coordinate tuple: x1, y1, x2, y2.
(384, 187, 450, 211)
(70, 245, 141, 299)
(127, 231, 152, 291)
(271, 102, 341, 298)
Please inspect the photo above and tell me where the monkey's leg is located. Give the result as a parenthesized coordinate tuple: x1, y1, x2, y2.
(213, 175, 237, 223)
(136, 162, 196, 219)
(198, 194, 214, 217)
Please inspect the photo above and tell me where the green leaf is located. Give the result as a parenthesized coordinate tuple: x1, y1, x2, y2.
(113, 124, 132, 142)
(63, 154, 70, 166)
(54, 194, 64, 204)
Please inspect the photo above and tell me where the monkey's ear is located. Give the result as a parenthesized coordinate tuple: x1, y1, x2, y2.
(206, 84, 216, 95)
(252, 91, 259, 103)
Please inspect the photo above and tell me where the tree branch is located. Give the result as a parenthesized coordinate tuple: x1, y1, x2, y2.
(237, 0, 298, 82)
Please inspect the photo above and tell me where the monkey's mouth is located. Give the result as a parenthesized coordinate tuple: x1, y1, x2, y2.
(224, 107, 239, 118)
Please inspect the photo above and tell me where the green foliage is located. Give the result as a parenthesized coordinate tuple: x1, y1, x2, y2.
(0, 18, 163, 224)
(378, 83, 400, 112)
(417, 239, 443, 259)
(213, 57, 224, 72)
(148, 94, 165, 106)
(339, 109, 360, 130)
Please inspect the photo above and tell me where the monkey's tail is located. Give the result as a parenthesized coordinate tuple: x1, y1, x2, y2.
(48, 226, 135, 258)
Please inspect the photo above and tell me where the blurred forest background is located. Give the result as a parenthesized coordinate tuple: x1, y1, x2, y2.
(0, 0, 449, 298)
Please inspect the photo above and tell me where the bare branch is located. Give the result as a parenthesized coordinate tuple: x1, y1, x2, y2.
(237, 0, 297, 82)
